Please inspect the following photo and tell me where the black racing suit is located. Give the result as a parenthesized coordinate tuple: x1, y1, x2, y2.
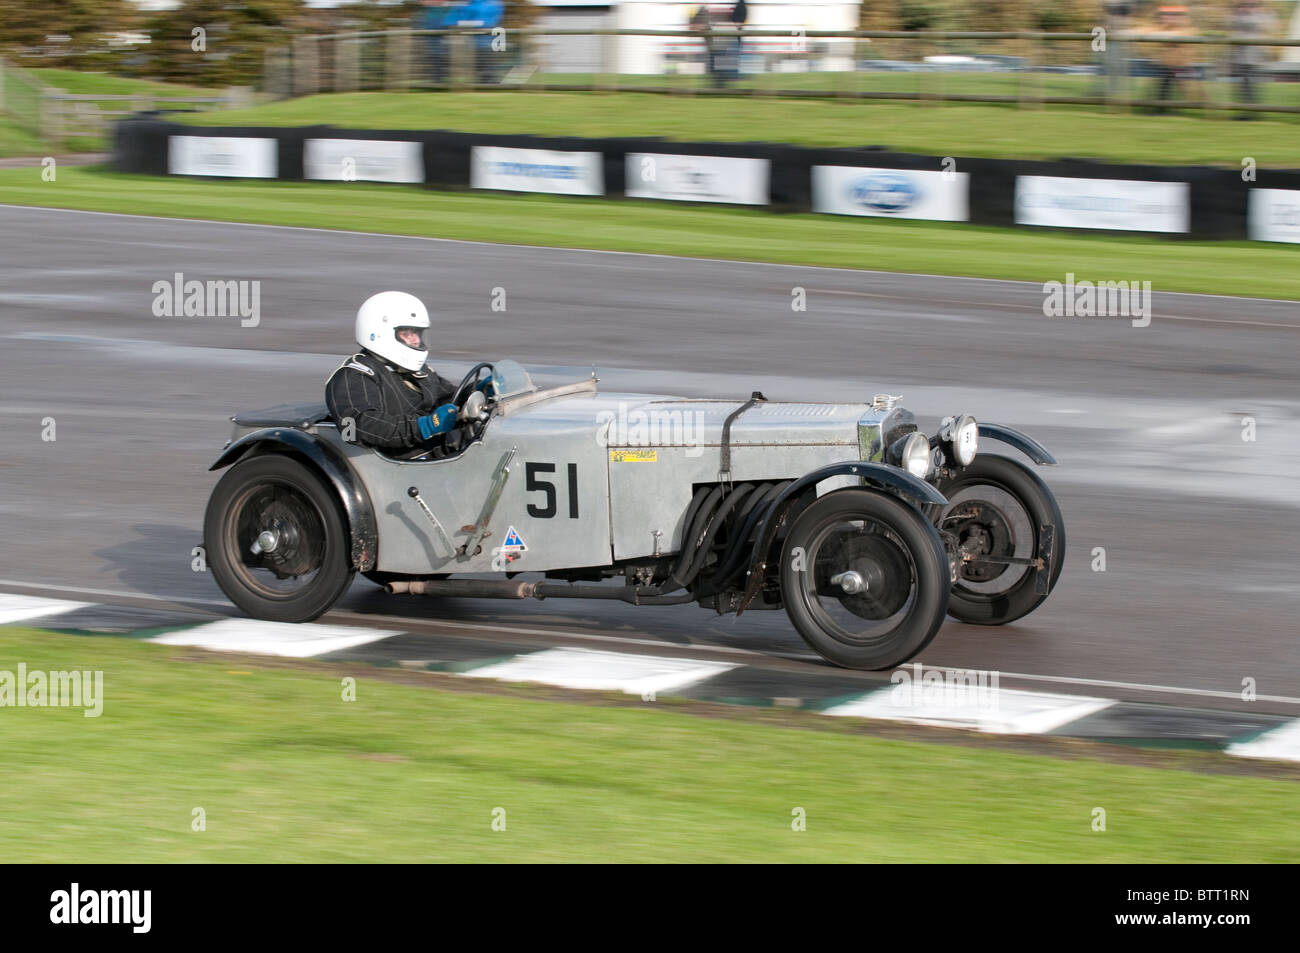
(325, 351, 457, 452)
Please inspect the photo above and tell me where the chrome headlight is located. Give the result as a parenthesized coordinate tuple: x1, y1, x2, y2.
(940, 414, 979, 467)
(888, 431, 932, 479)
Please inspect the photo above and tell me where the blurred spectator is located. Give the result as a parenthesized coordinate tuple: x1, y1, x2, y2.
(1147, 5, 1195, 113)
(420, 0, 456, 83)
(1102, 2, 1135, 104)
(690, 5, 719, 86)
(1228, 0, 1278, 116)
(729, 0, 748, 79)
(450, 0, 506, 84)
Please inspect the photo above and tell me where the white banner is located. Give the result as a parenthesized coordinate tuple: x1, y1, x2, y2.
(812, 166, 969, 221)
(168, 136, 277, 179)
(625, 153, 769, 205)
(1248, 189, 1300, 244)
(470, 146, 603, 196)
(1015, 176, 1190, 233)
(304, 139, 423, 184)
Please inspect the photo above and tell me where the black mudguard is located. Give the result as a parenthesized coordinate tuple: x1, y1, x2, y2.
(976, 423, 1057, 466)
(737, 461, 947, 614)
(210, 428, 378, 572)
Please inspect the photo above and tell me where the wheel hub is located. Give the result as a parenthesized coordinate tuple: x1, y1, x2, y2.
(830, 570, 866, 594)
(941, 501, 1013, 583)
(251, 529, 279, 555)
(817, 532, 911, 620)
(240, 491, 322, 580)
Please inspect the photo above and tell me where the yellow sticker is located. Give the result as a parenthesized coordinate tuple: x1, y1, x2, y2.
(610, 449, 657, 463)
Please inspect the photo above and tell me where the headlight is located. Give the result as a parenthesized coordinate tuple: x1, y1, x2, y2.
(940, 414, 979, 467)
(888, 431, 932, 479)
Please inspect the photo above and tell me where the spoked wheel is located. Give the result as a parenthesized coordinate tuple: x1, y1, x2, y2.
(780, 488, 949, 670)
(204, 455, 355, 622)
(935, 454, 1065, 626)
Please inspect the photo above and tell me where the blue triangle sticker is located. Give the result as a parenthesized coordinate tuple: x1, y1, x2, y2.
(502, 526, 526, 551)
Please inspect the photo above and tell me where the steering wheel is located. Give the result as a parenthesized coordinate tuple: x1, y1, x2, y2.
(451, 362, 495, 408)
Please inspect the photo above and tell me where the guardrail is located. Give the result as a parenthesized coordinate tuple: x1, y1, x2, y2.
(268, 27, 1300, 114)
(40, 92, 247, 148)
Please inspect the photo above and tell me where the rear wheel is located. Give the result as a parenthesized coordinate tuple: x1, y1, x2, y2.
(205, 454, 355, 622)
(935, 454, 1065, 626)
(780, 488, 949, 670)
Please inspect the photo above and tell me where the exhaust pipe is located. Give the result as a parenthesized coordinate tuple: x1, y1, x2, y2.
(385, 578, 697, 605)
(385, 578, 535, 599)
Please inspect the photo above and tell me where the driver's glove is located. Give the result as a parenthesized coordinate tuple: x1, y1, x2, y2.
(475, 377, 496, 397)
(416, 403, 459, 439)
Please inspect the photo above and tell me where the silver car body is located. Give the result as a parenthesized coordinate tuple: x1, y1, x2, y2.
(226, 362, 904, 575)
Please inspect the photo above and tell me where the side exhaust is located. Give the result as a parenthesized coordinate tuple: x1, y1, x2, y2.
(384, 578, 696, 605)
(386, 579, 535, 599)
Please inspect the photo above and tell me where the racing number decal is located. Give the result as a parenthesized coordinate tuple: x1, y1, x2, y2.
(525, 462, 579, 519)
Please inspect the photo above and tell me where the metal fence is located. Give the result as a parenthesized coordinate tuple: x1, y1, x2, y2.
(0, 58, 245, 150)
(267, 28, 1300, 114)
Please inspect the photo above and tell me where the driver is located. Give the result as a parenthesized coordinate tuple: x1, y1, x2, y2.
(325, 291, 462, 452)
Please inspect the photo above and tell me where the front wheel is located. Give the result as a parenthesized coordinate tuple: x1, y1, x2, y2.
(204, 454, 355, 622)
(780, 488, 950, 670)
(935, 454, 1065, 626)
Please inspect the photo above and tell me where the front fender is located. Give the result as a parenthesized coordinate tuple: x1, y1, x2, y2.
(976, 423, 1056, 466)
(210, 428, 377, 572)
(737, 461, 947, 614)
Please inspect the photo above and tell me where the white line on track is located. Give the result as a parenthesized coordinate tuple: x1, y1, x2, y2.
(811, 288, 1300, 330)
(824, 686, 1116, 735)
(150, 618, 395, 658)
(3, 204, 1298, 310)
(0, 594, 93, 625)
(464, 646, 738, 695)
(3, 578, 1299, 706)
(1226, 720, 1300, 763)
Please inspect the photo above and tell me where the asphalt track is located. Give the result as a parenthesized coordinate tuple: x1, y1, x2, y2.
(1, 204, 1297, 714)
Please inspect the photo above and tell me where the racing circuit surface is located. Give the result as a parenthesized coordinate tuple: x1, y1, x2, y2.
(2, 205, 1298, 715)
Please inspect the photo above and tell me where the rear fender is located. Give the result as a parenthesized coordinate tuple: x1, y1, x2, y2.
(210, 428, 377, 572)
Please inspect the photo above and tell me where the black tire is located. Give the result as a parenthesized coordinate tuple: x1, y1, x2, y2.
(934, 454, 1065, 626)
(780, 488, 950, 670)
(204, 454, 355, 623)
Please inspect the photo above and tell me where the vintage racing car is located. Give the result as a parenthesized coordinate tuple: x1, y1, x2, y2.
(203, 360, 1063, 670)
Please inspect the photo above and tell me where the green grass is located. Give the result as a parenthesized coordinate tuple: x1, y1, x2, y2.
(1, 627, 1296, 862)
(176, 89, 1300, 167)
(26, 67, 219, 99)
(0, 118, 45, 156)
(3, 166, 1299, 299)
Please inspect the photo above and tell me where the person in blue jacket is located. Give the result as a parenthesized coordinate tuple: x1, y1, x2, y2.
(448, 0, 505, 83)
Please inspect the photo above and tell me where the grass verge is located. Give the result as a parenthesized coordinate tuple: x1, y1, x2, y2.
(2, 166, 1298, 299)
(1, 626, 1297, 862)
(176, 89, 1300, 167)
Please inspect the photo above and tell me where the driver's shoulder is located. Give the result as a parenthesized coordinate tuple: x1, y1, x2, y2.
(330, 352, 398, 384)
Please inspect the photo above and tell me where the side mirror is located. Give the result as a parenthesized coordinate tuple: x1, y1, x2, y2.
(462, 389, 487, 421)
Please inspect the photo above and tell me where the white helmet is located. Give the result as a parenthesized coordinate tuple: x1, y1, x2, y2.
(355, 291, 430, 372)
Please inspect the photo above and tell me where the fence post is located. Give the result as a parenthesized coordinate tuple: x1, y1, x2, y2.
(40, 90, 55, 150)
(0, 57, 6, 114)
(335, 36, 347, 92)
(263, 47, 291, 100)
(294, 35, 319, 96)
(386, 30, 413, 91)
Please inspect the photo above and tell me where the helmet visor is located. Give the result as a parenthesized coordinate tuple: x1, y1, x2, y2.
(394, 326, 427, 353)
